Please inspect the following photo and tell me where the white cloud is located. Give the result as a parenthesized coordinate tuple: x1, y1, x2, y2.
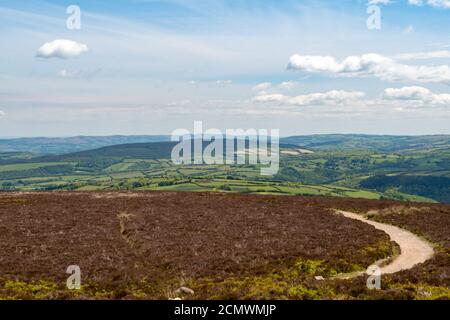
(253, 85, 450, 109)
(252, 82, 272, 91)
(288, 53, 450, 83)
(0, 110, 5, 117)
(384, 86, 450, 104)
(384, 86, 431, 100)
(253, 90, 365, 106)
(369, 0, 450, 7)
(396, 50, 450, 60)
(408, 0, 423, 5)
(279, 81, 300, 90)
(368, 0, 392, 5)
(409, 0, 450, 8)
(253, 81, 300, 92)
(36, 39, 89, 59)
(253, 93, 288, 103)
(430, 0, 450, 8)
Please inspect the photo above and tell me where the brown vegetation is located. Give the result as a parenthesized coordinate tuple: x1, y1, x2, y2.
(0, 191, 448, 300)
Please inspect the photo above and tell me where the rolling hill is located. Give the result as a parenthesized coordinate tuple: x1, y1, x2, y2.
(282, 134, 450, 153)
(0, 135, 170, 155)
(0, 135, 448, 203)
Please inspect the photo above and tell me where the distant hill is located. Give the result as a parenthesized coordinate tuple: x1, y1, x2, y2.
(360, 175, 450, 204)
(281, 134, 450, 153)
(2, 134, 449, 156)
(0, 135, 170, 155)
(38, 141, 178, 162)
(37, 140, 297, 163)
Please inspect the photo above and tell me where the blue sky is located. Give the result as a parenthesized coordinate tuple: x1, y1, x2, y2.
(1, 0, 450, 136)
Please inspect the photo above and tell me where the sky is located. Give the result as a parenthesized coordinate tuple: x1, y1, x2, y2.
(0, 0, 450, 137)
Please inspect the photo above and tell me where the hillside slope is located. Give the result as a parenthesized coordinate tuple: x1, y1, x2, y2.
(282, 134, 450, 152)
(0, 135, 170, 155)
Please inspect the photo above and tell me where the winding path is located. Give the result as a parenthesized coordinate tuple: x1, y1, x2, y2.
(336, 210, 434, 274)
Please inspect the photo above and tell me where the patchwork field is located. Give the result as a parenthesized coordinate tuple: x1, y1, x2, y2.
(1, 137, 449, 204)
(0, 191, 448, 300)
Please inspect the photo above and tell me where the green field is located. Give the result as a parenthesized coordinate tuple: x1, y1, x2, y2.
(0, 162, 74, 172)
(0, 135, 448, 203)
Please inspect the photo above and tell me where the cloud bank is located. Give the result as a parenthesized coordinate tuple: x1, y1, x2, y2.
(408, 0, 450, 8)
(372, 0, 450, 8)
(252, 81, 301, 92)
(253, 90, 365, 106)
(252, 82, 272, 91)
(253, 85, 450, 108)
(287, 53, 450, 83)
(384, 86, 450, 104)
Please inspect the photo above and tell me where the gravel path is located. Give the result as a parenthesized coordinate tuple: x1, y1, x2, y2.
(337, 210, 434, 274)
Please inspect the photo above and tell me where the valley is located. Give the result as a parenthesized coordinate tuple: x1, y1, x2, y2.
(0, 135, 448, 204)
